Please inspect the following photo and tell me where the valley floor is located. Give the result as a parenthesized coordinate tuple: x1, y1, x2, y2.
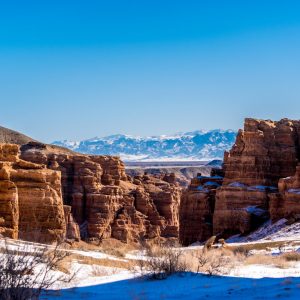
(3, 219, 300, 299)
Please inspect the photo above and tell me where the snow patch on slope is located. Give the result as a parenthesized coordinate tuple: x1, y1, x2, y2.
(227, 219, 300, 243)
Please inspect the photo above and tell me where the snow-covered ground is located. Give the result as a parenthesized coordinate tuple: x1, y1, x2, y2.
(3, 220, 300, 299)
(227, 219, 300, 243)
(43, 273, 300, 300)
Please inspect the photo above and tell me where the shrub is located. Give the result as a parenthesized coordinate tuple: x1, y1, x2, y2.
(134, 244, 188, 280)
(196, 249, 233, 276)
(0, 238, 75, 300)
(232, 246, 250, 257)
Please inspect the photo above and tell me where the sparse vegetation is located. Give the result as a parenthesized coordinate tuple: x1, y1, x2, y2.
(90, 265, 118, 277)
(196, 248, 234, 276)
(244, 254, 289, 269)
(232, 245, 250, 257)
(133, 244, 188, 280)
(281, 251, 300, 262)
(0, 238, 76, 300)
(70, 238, 135, 258)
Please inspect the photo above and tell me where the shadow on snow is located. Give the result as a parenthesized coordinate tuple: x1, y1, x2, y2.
(42, 272, 300, 300)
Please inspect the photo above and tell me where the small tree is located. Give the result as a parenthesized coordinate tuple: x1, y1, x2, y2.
(0, 237, 75, 300)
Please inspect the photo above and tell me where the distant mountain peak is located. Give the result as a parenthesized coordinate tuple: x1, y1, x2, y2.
(52, 129, 237, 162)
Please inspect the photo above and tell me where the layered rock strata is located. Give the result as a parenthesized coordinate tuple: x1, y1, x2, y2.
(223, 118, 300, 186)
(179, 171, 222, 245)
(270, 165, 300, 222)
(0, 144, 66, 242)
(180, 118, 300, 245)
(213, 118, 300, 237)
(17, 142, 181, 243)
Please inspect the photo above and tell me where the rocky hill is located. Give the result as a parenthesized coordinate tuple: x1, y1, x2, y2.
(0, 125, 35, 145)
(52, 130, 237, 161)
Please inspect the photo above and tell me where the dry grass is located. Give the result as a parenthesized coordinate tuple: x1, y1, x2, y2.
(90, 265, 118, 277)
(244, 254, 290, 269)
(228, 240, 300, 253)
(99, 239, 136, 258)
(54, 259, 72, 274)
(15, 236, 299, 281)
(70, 238, 137, 258)
(63, 252, 136, 270)
(281, 252, 300, 262)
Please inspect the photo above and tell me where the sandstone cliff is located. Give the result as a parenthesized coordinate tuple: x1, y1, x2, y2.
(0, 144, 66, 242)
(214, 118, 300, 237)
(4, 118, 300, 246)
(16, 142, 181, 243)
(179, 171, 222, 245)
(180, 118, 300, 245)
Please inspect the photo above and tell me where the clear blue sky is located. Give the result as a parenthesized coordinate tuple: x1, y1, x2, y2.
(0, 0, 300, 142)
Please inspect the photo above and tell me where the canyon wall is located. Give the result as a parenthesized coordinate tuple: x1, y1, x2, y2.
(180, 118, 300, 245)
(0, 144, 66, 242)
(2, 118, 300, 246)
(179, 172, 222, 245)
(0, 141, 180, 243)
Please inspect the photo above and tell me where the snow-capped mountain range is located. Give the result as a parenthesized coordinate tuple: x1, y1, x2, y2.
(52, 130, 237, 162)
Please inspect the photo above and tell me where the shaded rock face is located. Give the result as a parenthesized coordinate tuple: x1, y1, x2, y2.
(64, 205, 80, 241)
(179, 172, 222, 245)
(270, 165, 300, 222)
(180, 118, 300, 245)
(18, 143, 181, 243)
(213, 185, 270, 237)
(0, 144, 66, 242)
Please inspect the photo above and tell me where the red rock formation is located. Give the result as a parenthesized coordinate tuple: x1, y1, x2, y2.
(179, 171, 222, 245)
(0, 144, 66, 242)
(270, 165, 300, 221)
(212, 118, 300, 238)
(223, 118, 300, 186)
(213, 184, 270, 236)
(180, 118, 300, 245)
(64, 205, 80, 241)
(19, 142, 181, 243)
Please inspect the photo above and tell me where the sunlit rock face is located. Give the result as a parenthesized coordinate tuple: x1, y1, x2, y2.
(19, 142, 181, 243)
(213, 118, 300, 238)
(223, 118, 300, 186)
(180, 118, 300, 245)
(0, 143, 66, 242)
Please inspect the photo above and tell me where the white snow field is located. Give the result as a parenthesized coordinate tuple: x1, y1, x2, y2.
(2, 220, 300, 299)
